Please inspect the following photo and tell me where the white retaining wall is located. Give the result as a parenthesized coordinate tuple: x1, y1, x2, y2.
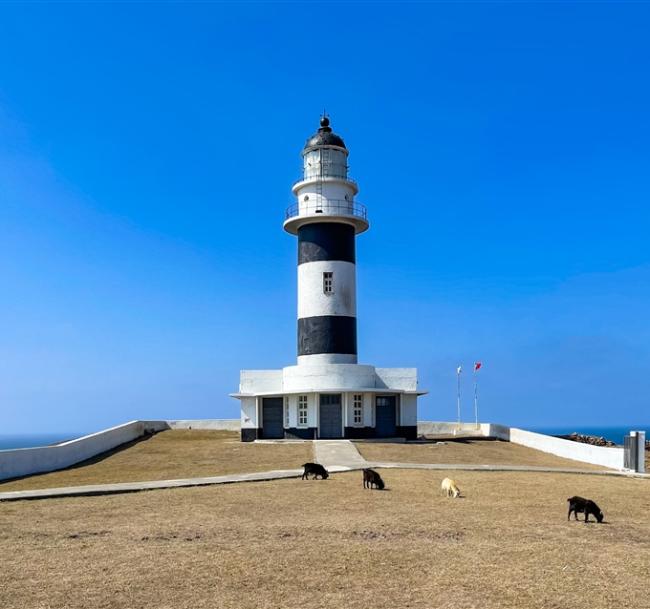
(166, 419, 240, 431)
(0, 420, 167, 482)
(0, 419, 240, 481)
(417, 421, 626, 470)
(417, 421, 488, 436)
(486, 424, 625, 471)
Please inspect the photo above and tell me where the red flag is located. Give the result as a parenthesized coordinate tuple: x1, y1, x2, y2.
(474, 362, 482, 371)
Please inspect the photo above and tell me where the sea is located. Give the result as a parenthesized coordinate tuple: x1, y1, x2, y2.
(0, 433, 84, 451)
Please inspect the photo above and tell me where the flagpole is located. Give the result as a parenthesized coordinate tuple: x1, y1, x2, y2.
(456, 368, 461, 429)
(473, 366, 479, 430)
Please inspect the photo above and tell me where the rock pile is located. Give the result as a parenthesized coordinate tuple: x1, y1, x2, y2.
(560, 432, 617, 447)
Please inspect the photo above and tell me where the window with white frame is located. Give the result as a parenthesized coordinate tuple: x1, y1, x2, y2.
(284, 396, 290, 428)
(323, 272, 333, 295)
(298, 395, 308, 426)
(353, 394, 363, 425)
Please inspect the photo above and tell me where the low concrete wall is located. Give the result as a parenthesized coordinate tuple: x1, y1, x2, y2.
(165, 419, 240, 431)
(417, 421, 626, 470)
(486, 424, 625, 470)
(0, 419, 240, 481)
(0, 420, 168, 482)
(417, 421, 487, 436)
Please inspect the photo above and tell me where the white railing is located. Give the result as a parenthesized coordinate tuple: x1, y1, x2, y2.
(285, 199, 367, 221)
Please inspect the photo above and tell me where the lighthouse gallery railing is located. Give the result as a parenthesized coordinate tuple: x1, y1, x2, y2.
(284, 199, 367, 221)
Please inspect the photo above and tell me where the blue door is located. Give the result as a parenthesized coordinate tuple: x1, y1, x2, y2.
(262, 397, 284, 439)
(375, 396, 397, 437)
(319, 394, 342, 439)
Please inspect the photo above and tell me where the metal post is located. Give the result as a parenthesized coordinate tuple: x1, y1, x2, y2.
(636, 430, 646, 474)
(624, 434, 633, 470)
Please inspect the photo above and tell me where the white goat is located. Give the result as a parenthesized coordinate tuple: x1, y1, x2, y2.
(441, 477, 461, 498)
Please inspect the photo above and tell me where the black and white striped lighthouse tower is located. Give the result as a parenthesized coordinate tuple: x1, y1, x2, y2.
(284, 116, 369, 366)
(234, 116, 422, 442)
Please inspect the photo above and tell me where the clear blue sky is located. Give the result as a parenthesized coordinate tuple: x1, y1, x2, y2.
(1, 2, 649, 434)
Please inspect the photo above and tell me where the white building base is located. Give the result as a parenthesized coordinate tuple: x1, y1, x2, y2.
(232, 364, 425, 441)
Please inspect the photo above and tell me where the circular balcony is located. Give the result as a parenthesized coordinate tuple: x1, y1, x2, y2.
(283, 199, 369, 235)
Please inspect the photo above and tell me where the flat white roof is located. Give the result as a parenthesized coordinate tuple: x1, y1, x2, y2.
(230, 388, 428, 398)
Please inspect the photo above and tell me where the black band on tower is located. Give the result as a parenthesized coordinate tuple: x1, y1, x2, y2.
(298, 223, 355, 265)
(298, 316, 357, 356)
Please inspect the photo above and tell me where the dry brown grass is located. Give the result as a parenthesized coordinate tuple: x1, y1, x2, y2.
(1, 469, 648, 609)
(356, 438, 608, 470)
(0, 431, 312, 492)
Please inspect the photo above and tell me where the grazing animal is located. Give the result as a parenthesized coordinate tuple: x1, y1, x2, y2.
(301, 462, 329, 480)
(362, 468, 385, 490)
(441, 477, 461, 498)
(567, 496, 604, 523)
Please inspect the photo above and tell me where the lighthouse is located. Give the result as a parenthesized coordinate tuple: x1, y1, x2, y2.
(285, 115, 366, 366)
(233, 117, 425, 441)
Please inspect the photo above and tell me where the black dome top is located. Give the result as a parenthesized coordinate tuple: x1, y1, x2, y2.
(303, 116, 346, 151)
